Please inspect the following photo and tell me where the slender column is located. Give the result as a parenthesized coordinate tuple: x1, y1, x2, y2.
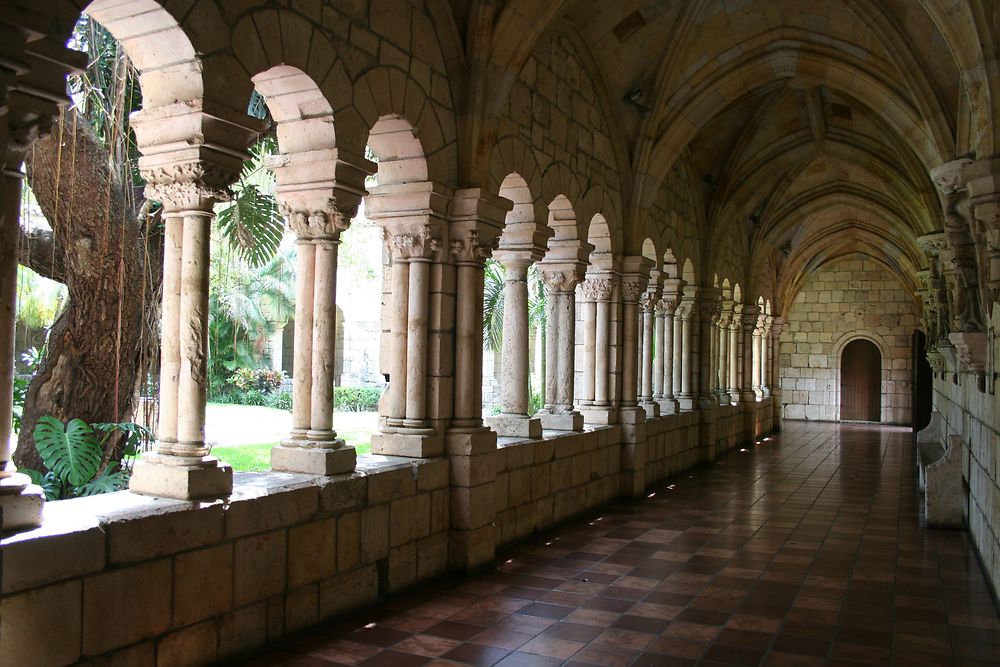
(752, 316, 763, 397)
(308, 239, 339, 439)
(652, 302, 666, 399)
(594, 291, 613, 406)
(580, 295, 597, 405)
(131, 185, 233, 499)
(740, 305, 760, 403)
(453, 260, 480, 425)
(620, 277, 645, 408)
(386, 256, 410, 423)
(761, 316, 772, 396)
(538, 267, 584, 430)
(769, 317, 785, 428)
(679, 303, 694, 408)
(673, 306, 684, 404)
(662, 303, 676, 404)
(485, 251, 542, 438)
(696, 290, 722, 409)
(405, 258, 431, 425)
(717, 310, 730, 405)
(728, 315, 739, 402)
(500, 261, 530, 414)
(0, 170, 43, 527)
(639, 292, 656, 409)
(290, 239, 315, 437)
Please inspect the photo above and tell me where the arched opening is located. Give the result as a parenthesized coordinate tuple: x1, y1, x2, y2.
(840, 339, 882, 422)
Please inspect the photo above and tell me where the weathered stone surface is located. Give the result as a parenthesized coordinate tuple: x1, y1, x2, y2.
(83, 559, 172, 656)
(155, 620, 218, 667)
(288, 517, 337, 587)
(0, 579, 82, 667)
(234, 530, 288, 606)
(174, 544, 234, 627)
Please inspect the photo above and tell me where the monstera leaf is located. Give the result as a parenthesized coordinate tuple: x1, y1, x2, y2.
(76, 464, 129, 496)
(32, 416, 102, 487)
(22, 468, 60, 501)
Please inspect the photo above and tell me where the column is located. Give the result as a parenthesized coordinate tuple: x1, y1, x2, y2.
(717, 306, 731, 405)
(538, 266, 585, 430)
(769, 317, 785, 429)
(760, 315, 772, 396)
(678, 298, 695, 410)
(579, 275, 615, 423)
(696, 289, 722, 410)
(485, 250, 543, 438)
(652, 301, 666, 400)
(638, 290, 658, 416)
(728, 309, 739, 403)
(131, 184, 234, 499)
(752, 315, 763, 398)
(740, 305, 761, 404)
(620, 275, 646, 409)
(272, 209, 356, 475)
(0, 168, 43, 527)
(659, 278, 683, 414)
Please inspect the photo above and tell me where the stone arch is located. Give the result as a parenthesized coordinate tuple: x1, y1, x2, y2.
(540, 162, 585, 242)
(85, 0, 207, 108)
(641, 238, 657, 265)
(830, 331, 892, 423)
(662, 248, 680, 280)
(580, 185, 623, 258)
(351, 66, 456, 185)
(252, 66, 336, 154)
(546, 193, 580, 249)
(733, 283, 742, 305)
(487, 137, 547, 228)
(586, 214, 614, 267)
(681, 255, 697, 287)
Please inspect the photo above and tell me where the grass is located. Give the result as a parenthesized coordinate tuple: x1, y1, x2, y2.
(211, 429, 374, 472)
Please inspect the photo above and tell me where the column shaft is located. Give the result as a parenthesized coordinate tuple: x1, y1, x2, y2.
(581, 299, 596, 404)
(680, 312, 692, 396)
(386, 259, 409, 422)
(157, 214, 183, 447)
(640, 306, 654, 401)
(544, 291, 559, 410)
(594, 299, 610, 405)
(309, 240, 338, 438)
(0, 174, 18, 471)
(405, 259, 430, 423)
(621, 300, 638, 405)
(673, 309, 684, 398)
(291, 241, 316, 435)
(556, 292, 576, 410)
(653, 307, 665, 398)
(500, 265, 530, 414)
(453, 263, 479, 424)
(176, 212, 211, 452)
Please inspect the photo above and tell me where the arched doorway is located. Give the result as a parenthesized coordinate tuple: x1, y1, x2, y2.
(841, 339, 881, 421)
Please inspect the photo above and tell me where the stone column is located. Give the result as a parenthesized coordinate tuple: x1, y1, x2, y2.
(769, 317, 785, 429)
(652, 301, 666, 400)
(740, 304, 761, 439)
(445, 188, 508, 571)
(272, 208, 357, 475)
(752, 316, 763, 398)
(537, 266, 585, 430)
(579, 275, 615, 423)
(485, 251, 542, 438)
(760, 315, 772, 397)
(131, 182, 234, 499)
(619, 273, 646, 410)
(638, 289, 659, 416)
(728, 310, 740, 404)
(717, 304, 731, 405)
(695, 289, 722, 410)
(678, 298, 695, 411)
(659, 278, 683, 415)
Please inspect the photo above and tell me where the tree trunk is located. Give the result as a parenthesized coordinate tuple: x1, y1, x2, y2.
(13, 111, 162, 472)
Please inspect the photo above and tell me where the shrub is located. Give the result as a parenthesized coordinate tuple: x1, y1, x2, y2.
(267, 391, 292, 411)
(334, 386, 381, 412)
(229, 367, 285, 393)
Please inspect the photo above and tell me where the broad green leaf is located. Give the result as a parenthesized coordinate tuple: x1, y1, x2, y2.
(22, 468, 61, 501)
(75, 464, 129, 497)
(33, 416, 102, 487)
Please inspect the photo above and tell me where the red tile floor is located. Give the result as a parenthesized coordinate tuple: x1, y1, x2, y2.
(240, 422, 1000, 666)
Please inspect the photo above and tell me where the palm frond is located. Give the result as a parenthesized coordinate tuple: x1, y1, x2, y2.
(483, 259, 505, 352)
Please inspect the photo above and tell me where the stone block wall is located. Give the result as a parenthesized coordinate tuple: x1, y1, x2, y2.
(779, 258, 917, 424)
(931, 370, 1000, 599)
(1, 407, 768, 666)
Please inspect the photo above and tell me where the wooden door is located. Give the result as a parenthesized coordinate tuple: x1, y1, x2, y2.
(841, 339, 881, 421)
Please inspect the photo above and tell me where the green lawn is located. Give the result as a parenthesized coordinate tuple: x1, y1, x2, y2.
(208, 405, 378, 472)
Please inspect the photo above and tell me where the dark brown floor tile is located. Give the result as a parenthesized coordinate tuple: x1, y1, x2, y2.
(425, 621, 487, 641)
(440, 643, 511, 666)
(360, 650, 430, 666)
(702, 643, 766, 666)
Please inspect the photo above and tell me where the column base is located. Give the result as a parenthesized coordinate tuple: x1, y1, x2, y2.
(728, 391, 740, 404)
(698, 395, 719, 410)
(485, 414, 542, 438)
(0, 473, 44, 531)
(740, 391, 757, 403)
(677, 395, 695, 411)
(445, 428, 497, 456)
(657, 399, 679, 415)
(371, 430, 443, 457)
(580, 406, 617, 425)
(536, 411, 584, 431)
(271, 443, 356, 475)
(639, 401, 660, 418)
(129, 454, 233, 500)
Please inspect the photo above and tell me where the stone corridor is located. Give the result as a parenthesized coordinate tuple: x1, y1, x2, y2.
(238, 422, 1000, 667)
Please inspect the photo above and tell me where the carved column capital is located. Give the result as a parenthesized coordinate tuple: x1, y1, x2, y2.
(142, 162, 237, 211)
(581, 276, 614, 302)
(284, 204, 351, 241)
(741, 305, 761, 331)
(540, 267, 582, 294)
(948, 331, 987, 375)
(384, 225, 442, 262)
(639, 291, 659, 312)
(450, 228, 497, 264)
(620, 276, 646, 303)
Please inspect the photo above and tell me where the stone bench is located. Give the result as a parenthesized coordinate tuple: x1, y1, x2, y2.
(916, 413, 964, 528)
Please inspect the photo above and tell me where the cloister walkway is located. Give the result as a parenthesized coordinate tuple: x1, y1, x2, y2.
(241, 423, 1000, 667)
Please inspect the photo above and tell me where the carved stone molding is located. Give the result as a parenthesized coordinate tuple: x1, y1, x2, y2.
(620, 277, 646, 303)
(948, 332, 987, 375)
(926, 350, 945, 373)
(285, 205, 350, 241)
(384, 225, 441, 261)
(740, 305, 761, 331)
(450, 229, 497, 264)
(142, 162, 237, 210)
(540, 267, 582, 294)
(580, 277, 614, 302)
(638, 292, 658, 312)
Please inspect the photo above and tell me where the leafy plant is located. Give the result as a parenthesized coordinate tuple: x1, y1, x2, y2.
(267, 391, 292, 411)
(215, 136, 284, 268)
(22, 416, 147, 500)
(12, 347, 44, 434)
(334, 386, 382, 412)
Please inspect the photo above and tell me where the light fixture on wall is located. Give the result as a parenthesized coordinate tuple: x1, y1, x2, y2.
(624, 89, 652, 118)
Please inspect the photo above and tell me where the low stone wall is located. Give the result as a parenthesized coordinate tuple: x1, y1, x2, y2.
(931, 371, 1000, 599)
(1, 407, 771, 666)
